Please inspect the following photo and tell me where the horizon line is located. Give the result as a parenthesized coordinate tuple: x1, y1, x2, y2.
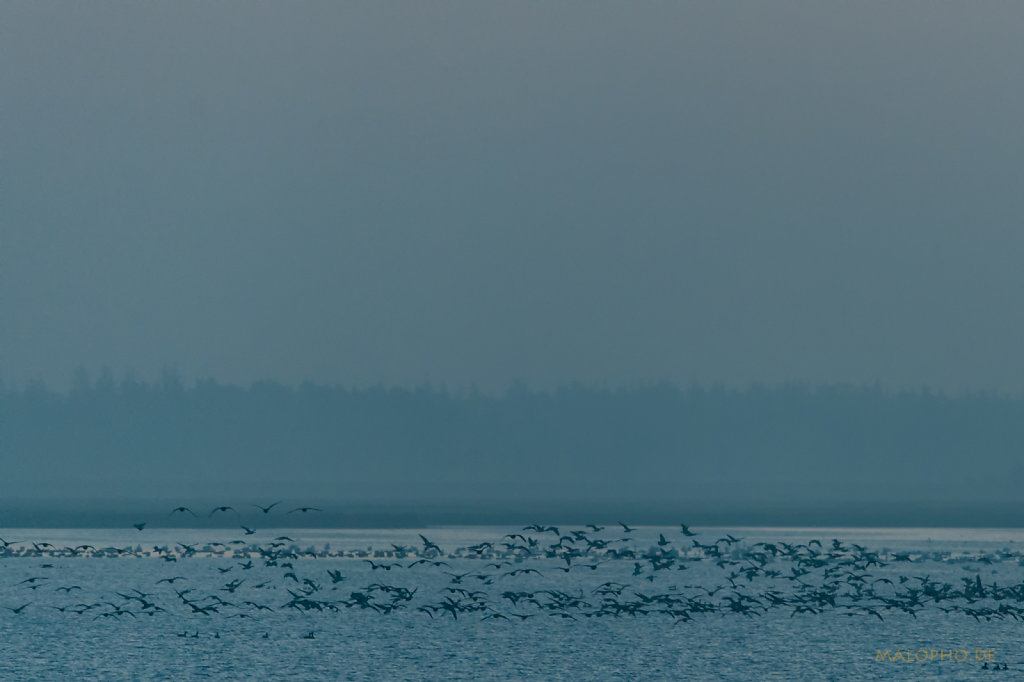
(3, 370, 1022, 400)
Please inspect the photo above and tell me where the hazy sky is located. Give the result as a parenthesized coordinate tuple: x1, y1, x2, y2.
(4, 2, 1024, 393)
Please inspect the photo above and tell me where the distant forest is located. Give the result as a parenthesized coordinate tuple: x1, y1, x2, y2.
(2, 373, 1022, 506)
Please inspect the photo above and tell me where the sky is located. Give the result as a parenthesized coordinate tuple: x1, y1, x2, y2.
(4, 2, 1024, 394)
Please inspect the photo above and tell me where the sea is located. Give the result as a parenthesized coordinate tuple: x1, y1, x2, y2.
(1, 524, 1021, 680)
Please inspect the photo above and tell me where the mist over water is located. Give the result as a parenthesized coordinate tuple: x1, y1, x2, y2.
(6, 1, 1024, 678)
(7, 499, 1024, 532)
(3, 378, 1023, 525)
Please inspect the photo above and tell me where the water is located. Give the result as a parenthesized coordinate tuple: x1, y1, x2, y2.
(1, 525, 1021, 680)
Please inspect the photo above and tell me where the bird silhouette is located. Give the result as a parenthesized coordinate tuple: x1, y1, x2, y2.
(6, 518, 1020, 638)
(156, 577, 187, 584)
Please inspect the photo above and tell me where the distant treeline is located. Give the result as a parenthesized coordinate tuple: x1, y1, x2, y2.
(2, 373, 1022, 504)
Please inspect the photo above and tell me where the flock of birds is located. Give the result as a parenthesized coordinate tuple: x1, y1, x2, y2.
(0, 504, 1020, 670)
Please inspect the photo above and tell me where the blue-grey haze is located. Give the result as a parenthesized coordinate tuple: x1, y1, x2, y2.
(7, 5, 1024, 679)
(3, 377, 1022, 525)
(4, 2, 1024, 394)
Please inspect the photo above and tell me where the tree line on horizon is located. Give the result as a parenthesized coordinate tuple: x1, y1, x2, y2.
(2, 373, 1022, 503)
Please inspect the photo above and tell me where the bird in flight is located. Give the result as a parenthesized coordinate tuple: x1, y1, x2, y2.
(252, 502, 281, 514)
(419, 534, 442, 554)
(209, 506, 236, 516)
(133, 523, 146, 531)
(20, 577, 49, 585)
(169, 506, 198, 517)
(288, 507, 322, 514)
